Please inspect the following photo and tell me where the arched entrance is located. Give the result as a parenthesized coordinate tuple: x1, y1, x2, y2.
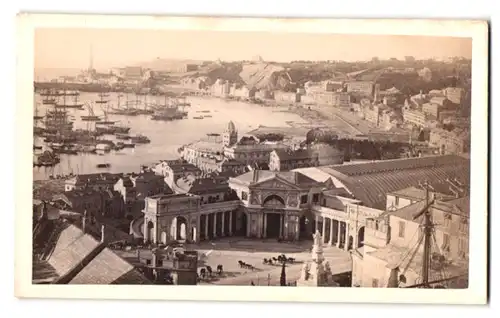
(160, 231, 167, 244)
(171, 216, 188, 241)
(263, 194, 286, 208)
(266, 213, 282, 238)
(146, 221, 154, 243)
(357, 226, 365, 248)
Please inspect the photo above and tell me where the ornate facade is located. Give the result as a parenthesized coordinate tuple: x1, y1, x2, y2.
(228, 170, 324, 240)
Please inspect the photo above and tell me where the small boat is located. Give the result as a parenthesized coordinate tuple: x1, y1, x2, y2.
(122, 143, 136, 148)
(97, 120, 117, 125)
(96, 163, 111, 168)
(96, 143, 112, 152)
(42, 98, 57, 105)
(115, 133, 131, 140)
(81, 115, 101, 121)
(130, 134, 150, 144)
(203, 115, 213, 118)
(193, 116, 204, 119)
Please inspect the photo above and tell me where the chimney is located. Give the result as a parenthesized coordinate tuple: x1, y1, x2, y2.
(253, 170, 259, 183)
(101, 224, 106, 243)
(82, 210, 88, 233)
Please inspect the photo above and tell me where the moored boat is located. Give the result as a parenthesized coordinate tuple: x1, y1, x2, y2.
(130, 134, 150, 144)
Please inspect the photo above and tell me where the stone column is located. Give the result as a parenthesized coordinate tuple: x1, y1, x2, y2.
(294, 219, 300, 241)
(195, 215, 201, 243)
(329, 218, 334, 246)
(279, 214, 283, 239)
(221, 211, 225, 236)
(263, 213, 267, 238)
(315, 216, 319, 233)
(204, 214, 209, 240)
(344, 222, 350, 251)
(353, 226, 358, 249)
(322, 218, 327, 243)
(229, 211, 233, 236)
(336, 221, 341, 248)
(213, 213, 217, 238)
(246, 213, 250, 237)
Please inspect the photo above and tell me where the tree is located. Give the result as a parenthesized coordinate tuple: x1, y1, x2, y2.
(280, 262, 287, 286)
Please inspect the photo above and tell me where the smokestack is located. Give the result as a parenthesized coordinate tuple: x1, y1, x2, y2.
(101, 224, 106, 243)
(82, 210, 87, 233)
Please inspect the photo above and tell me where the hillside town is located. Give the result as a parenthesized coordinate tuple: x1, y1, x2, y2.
(33, 55, 471, 288)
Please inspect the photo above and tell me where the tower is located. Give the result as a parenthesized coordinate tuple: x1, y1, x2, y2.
(222, 121, 238, 147)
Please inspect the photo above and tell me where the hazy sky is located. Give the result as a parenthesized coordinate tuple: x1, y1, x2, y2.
(35, 28, 472, 70)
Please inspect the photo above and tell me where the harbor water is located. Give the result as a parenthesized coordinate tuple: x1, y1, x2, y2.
(33, 92, 307, 180)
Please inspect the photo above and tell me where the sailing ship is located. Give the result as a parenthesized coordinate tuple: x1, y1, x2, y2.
(81, 101, 101, 121)
(109, 93, 140, 116)
(95, 92, 109, 104)
(150, 95, 188, 121)
(55, 90, 84, 109)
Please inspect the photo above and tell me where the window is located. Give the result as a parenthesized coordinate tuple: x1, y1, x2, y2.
(398, 221, 406, 238)
(458, 238, 467, 254)
(322, 199, 326, 207)
(312, 193, 319, 203)
(442, 233, 450, 250)
(444, 213, 452, 227)
(372, 278, 379, 288)
(395, 196, 400, 206)
(241, 191, 248, 201)
(300, 195, 308, 204)
(459, 217, 468, 232)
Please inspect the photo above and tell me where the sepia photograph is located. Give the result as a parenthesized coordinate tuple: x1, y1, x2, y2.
(15, 15, 488, 304)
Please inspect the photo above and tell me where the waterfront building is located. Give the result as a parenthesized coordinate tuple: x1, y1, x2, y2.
(274, 91, 300, 103)
(351, 195, 469, 288)
(229, 84, 257, 100)
(211, 79, 231, 98)
(222, 121, 238, 147)
(429, 128, 470, 155)
(309, 91, 351, 107)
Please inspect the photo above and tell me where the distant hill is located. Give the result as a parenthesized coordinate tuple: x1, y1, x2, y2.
(135, 58, 206, 71)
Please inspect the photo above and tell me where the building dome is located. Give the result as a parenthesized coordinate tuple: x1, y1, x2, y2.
(227, 121, 236, 133)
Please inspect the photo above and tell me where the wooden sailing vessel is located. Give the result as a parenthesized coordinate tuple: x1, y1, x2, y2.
(55, 90, 84, 109)
(81, 101, 101, 121)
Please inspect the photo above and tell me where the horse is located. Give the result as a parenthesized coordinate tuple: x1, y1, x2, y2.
(206, 265, 213, 276)
(216, 264, 223, 275)
(199, 268, 206, 279)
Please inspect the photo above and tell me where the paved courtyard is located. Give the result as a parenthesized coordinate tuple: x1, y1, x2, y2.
(186, 238, 353, 286)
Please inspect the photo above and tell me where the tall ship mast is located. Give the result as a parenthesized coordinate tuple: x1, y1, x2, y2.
(150, 95, 188, 121)
(388, 182, 468, 289)
(55, 88, 84, 109)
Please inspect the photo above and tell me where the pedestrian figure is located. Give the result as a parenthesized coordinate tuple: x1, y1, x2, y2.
(251, 280, 255, 286)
